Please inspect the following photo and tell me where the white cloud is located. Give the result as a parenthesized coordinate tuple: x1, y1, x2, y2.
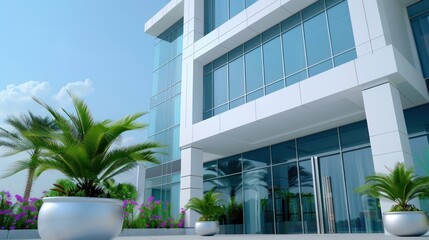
(54, 79, 94, 104)
(0, 81, 51, 119)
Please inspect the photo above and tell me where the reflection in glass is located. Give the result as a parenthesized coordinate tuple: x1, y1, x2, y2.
(298, 160, 317, 233)
(245, 47, 263, 92)
(242, 147, 270, 169)
(213, 65, 228, 107)
(229, 57, 245, 100)
(318, 154, 349, 233)
(273, 162, 302, 233)
(409, 135, 429, 214)
(263, 37, 283, 84)
(218, 174, 244, 234)
(304, 12, 331, 66)
(343, 148, 383, 233)
(243, 168, 274, 234)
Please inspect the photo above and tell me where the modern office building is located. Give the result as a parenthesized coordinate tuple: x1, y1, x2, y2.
(143, 0, 429, 235)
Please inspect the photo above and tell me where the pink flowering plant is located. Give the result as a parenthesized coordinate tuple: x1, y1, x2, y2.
(122, 196, 185, 229)
(0, 191, 42, 230)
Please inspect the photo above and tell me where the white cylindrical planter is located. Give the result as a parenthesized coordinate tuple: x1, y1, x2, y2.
(38, 197, 124, 240)
(195, 221, 219, 236)
(383, 211, 429, 236)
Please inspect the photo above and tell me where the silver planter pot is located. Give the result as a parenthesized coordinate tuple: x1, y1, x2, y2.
(195, 221, 219, 236)
(38, 197, 124, 240)
(383, 211, 429, 236)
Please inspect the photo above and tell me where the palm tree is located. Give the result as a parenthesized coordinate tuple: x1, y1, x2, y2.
(0, 112, 56, 200)
(359, 162, 429, 211)
(185, 189, 224, 221)
(29, 95, 160, 197)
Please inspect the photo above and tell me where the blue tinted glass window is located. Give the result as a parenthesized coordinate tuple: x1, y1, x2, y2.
(213, 65, 228, 106)
(308, 59, 332, 77)
(263, 37, 283, 84)
(214, 104, 229, 115)
(339, 120, 370, 148)
(243, 159, 271, 181)
(281, 13, 301, 32)
(203, 0, 356, 120)
(230, 0, 245, 18)
(286, 70, 307, 86)
(304, 12, 331, 66)
(247, 89, 263, 102)
(272, 140, 296, 164)
(245, 47, 263, 92)
(204, 0, 214, 35)
(230, 97, 245, 109)
(218, 154, 242, 176)
(203, 74, 213, 110)
(302, 0, 324, 21)
(327, 1, 355, 55)
(214, 0, 229, 29)
(229, 56, 245, 99)
(246, 0, 257, 7)
(262, 25, 280, 42)
(266, 80, 284, 94)
(297, 129, 339, 158)
(283, 25, 306, 76)
(410, 12, 429, 79)
(334, 49, 356, 66)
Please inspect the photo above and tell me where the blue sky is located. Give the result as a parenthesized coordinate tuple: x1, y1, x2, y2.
(0, 0, 170, 196)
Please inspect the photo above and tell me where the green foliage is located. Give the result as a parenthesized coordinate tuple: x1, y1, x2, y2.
(0, 112, 57, 199)
(122, 197, 185, 228)
(104, 179, 137, 201)
(185, 189, 224, 221)
(358, 162, 429, 212)
(27, 94, 160, 198)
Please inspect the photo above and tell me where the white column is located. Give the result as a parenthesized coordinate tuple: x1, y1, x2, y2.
(136, 163, 146, 203)
(180, 147, 203, 228)
(362, 82, 417, 214)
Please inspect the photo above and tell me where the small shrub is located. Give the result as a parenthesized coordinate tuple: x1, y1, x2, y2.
(122, 196, 185, 229)
(0, 191, 42, 230)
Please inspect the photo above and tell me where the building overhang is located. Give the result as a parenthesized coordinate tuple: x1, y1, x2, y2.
(184, 45, 429, 162)
(144, 0, 184, 37)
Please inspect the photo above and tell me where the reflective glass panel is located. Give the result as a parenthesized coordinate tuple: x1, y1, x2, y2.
(409, 135, 429, 214)
(229, 56, 245, 99)
(304, 12, 331, 66)
(271, 140, 296, 164)
(299, 160, 318, 233)
(410, 11, 429, 79)
(214, 0, 229, 29)
(230, 0, 245, 18)
(217, 174, 244, 234)
(297, 129, 339, 158)
(243, 168, 274, 234)
(204, 160, 218, 180)
(242, 147, 270, 169)
(263, 36, 283, 84)
(318, 154, 349, 233)
(213, 65, 228, 107)
(272, 162, 302, 234)
(203, 74, 213, 110)
(283, 25, 306, 76)
(245, 47, 263, 92)
(327, 1, 355, 55)
(218, 154, 242, 176)
(343, 148, 383, 233)
(339, 120, 370, 149)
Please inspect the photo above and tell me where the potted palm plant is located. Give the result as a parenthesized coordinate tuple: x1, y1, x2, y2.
(185, 189, 224, 236)
(359, 162, 429, 236)
(28, 95, 160, 240)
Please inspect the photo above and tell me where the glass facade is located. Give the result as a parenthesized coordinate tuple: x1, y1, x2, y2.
(408, 0, 429, 82)
(203, 0, 356, 120)
(146, 19, 183, 219)
(204, 121, 384, 234)
(204, 0, 257, 35)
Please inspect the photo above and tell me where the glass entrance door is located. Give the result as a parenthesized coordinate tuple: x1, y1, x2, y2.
(314, 154, 349, 233)
(311, 149, 384, 234)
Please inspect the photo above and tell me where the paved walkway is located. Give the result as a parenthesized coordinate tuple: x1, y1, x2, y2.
(113, 234, 428, 240)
